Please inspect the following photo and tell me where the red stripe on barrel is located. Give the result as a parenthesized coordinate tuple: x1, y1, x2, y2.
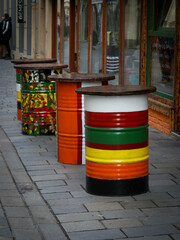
(85, 110, 148, 128)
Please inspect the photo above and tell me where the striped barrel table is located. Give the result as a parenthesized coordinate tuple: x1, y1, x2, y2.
(14, 63, 67, 136)
(76, 85, 156, 196)
(12, 58, 57, 120)
(48, 73, 115, 165)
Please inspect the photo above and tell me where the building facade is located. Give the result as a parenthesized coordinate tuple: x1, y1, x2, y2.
(0, 0, 179, 136)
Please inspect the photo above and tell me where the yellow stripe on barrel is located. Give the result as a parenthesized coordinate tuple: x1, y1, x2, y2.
(85, 146, 149, 164)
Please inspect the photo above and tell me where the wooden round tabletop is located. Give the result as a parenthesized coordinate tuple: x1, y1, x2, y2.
(48, 73, 115, 82)
(75, 85, 156, 96)
(14, 63, 68, 70)
(11, 58, 57, 64)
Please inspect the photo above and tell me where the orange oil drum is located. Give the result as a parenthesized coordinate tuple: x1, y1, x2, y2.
(49, 73, 115, 165)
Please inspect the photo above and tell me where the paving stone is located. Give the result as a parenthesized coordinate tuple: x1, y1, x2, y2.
(102, 218, 143, 229)
(0, 237, 13, 240)
(22, 191, 46, 206)
(62, 220, 105, 233)
(116, 236, 171, 240)
(0, 217, 9, 227)
(0, 228, 13, 238)
(141, 215, 180, 225)
(122, 224, 179, 237)
(0, 177, 14, 184)
(153, 199, 180, 207)
(149, 174, 176, 180)
(12, 229, 42, 240)
(175, 223, 180, 229)
(150, 185, 180, 193)
(0, 183, 16, 190)
(68, 229, 125, 240)
(101, 209, 145, 219)
(46, 196, 96, 206)
(174, 179, 180, 184)
(168, 191, 180, 198)
(42, 192, 72, 200)
(31, 174, 67, 182)
(52, 204, 87, 214)
(70, 190, 90, 198)
(40, 184, 83, 194)
(22, 160, 49, 166)
(149, 179, 177, 186)
(26, 165, 64, 171)
(35, 180, 66, 189)
(141, 207, 180, 216)
(0, 209, 4, 218)
(28, 206, 57, 224)
(170, 234, 180, 240)
(133, 192, 174, 201)
(38, 223, 68, 240)
(4, 207, 30, 218)
(55, 167, 85, 174)
(85, 202, 123, 211)
(28, 170, 56, 176)
(121, 200, 156, 209)
(8, 218, 35, 229)
(0, 190, 20, 197)
(65, 173, 86, 179)
(57, 212, 104, 223)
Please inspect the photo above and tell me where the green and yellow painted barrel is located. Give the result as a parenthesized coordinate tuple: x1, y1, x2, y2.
(12, 58, 57, 121)
(16, 68, 21, 120)
(76, 85, 156, 196)
(21, 69, 57, 135)
(14, 63, 67, 136)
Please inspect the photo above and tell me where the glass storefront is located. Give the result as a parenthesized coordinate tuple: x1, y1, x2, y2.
(64, 0, 70, 65)
(124, 0, 141, 85)
(150, 37, 174, 96)
(148, 0, 175, 99)
(106, 0, 120, 85)
(80, 0, 89, 73)
(91, 2, 103, 73)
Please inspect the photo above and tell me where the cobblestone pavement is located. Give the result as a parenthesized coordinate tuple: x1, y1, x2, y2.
(0, 59, 180, 240)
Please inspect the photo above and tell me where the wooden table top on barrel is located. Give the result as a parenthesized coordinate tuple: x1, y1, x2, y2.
(14, 63, 68, 70)
(48, 73, 115, 83)
(11, 58, 57, 64)
(76, 85, 156, 96)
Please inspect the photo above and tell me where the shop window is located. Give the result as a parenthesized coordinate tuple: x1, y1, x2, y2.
(147, 0, 175, 100)
(57, 1, 61, 62)
(80, 0, 89, 73)
(91, 2, 103, 73)
(106, 0, 120, 85)
(124, 0, 141, 85)
(64, 0, 70, 65)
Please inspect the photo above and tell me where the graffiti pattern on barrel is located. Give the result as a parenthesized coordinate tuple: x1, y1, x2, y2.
(21, 69, 58, 135)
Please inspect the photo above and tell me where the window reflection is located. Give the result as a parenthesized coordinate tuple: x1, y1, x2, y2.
(64, 0, 70, 65)
(80, 0, 89, 73)
(57, 1, 60, 62)
(91, 3, 102, 73)
(106, 0, 120, 85)
(124, 0, 141, 85)
(150, 37, 174, 96)
(160, 0, 175, 28)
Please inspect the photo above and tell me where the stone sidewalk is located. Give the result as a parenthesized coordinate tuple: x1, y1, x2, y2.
(0, 59, 180, 240)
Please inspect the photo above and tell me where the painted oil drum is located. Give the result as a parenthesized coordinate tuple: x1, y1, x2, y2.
(48, 73, 115, 165)
(76, 85, 156, 196)
(12, 58, 57, 121)
(14, 63, 67, 135)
